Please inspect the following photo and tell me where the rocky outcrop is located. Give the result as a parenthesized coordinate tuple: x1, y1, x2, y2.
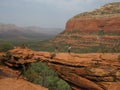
(65, 2, 120, 33)
(1, 47, 120, 90)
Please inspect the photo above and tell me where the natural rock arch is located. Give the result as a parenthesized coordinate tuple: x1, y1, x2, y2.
(1, 47, 120, 90)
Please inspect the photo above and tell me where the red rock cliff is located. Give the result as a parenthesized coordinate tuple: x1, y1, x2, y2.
(65, 2, 120, 33)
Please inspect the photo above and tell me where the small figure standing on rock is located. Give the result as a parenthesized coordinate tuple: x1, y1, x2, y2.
(68, 45, 71, 54)
(55, 46, 58, 53)
(21, 43, 26, 48)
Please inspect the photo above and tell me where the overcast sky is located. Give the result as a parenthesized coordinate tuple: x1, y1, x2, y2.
(0, 0, 120, 28)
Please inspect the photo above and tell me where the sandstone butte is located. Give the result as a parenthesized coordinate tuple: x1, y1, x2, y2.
(0, 47, 120, 90)
(52, 2, 120, 52)
(65, 2, 120, 33)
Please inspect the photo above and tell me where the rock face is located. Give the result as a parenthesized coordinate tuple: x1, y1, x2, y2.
(52, 2, 120, 53)
(1, 47, 120, 90)
(66, 17, 120, 33)
(65, 2, 120, 33)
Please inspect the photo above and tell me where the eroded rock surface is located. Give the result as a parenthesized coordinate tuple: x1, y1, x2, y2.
(1, 47, 120, 90)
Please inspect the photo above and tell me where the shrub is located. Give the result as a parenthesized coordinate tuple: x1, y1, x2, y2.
(50, 53, 56, 59)
(5, 52, 12, 59)
(0, 42, 13, 52)
(0, 55, 3, 66)
(23, 62, 71, 90)
(98, 29, 104, 36)
(23, 66, 40, 84)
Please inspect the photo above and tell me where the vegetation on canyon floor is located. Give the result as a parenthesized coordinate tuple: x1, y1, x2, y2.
(22, 62, 71, 90)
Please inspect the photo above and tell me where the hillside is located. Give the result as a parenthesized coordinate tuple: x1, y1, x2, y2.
(52, 2, 120, 53)
(0, 24, 62, 41)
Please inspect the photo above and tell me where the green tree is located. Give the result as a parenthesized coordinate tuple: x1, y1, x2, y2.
(0, 42, 13, 52)
(23, 62, 71, 90)
(98, 29, 104, 36)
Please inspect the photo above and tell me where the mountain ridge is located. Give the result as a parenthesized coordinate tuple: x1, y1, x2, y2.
(0, 24, 63, 41)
